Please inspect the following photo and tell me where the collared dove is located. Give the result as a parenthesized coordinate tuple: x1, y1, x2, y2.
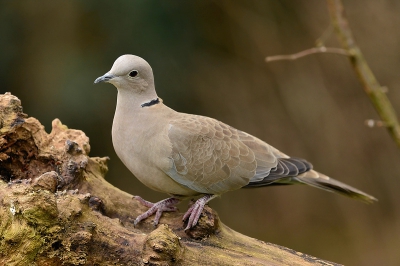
(94, 54, 376, 230)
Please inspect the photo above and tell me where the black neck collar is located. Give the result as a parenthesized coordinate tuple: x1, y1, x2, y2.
(141, 98, 160, 108)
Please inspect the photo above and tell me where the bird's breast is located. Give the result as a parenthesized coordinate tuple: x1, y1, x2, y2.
(111, 113, 197, 196)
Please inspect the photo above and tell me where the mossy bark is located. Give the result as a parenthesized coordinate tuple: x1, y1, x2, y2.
(0, 92, 340, 266)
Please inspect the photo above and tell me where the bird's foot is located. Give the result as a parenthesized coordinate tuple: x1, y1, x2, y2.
(134, 196, 180, 227)
(183, 194, 217, 231)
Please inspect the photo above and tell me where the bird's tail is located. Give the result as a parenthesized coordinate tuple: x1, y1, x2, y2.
(294, 170, 377, 203)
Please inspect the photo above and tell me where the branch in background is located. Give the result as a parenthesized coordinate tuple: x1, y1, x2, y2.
(265, 46, 349, 62)
(365, 119, 387, 128)
(326, 0, 400, 148)
(266, 0, 400, 149)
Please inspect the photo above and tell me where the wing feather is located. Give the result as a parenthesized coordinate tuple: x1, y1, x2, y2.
(166, 114, 258, 194)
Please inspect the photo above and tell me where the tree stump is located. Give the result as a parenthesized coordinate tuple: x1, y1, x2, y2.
(0, 92, 340, 265)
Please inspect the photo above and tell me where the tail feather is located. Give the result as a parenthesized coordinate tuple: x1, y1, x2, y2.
(244, 157, 377, 203)
(294, 170, 377, 203)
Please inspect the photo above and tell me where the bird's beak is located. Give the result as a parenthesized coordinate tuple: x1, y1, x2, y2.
(94, 73, 115, 84)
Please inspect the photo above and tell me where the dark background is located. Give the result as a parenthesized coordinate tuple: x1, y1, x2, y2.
(2, 1, 400, 265)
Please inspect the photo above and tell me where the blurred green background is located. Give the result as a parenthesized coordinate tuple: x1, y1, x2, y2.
(2, 1, 400, 265)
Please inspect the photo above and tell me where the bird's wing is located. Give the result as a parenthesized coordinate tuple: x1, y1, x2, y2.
(166, 114, 280, 194)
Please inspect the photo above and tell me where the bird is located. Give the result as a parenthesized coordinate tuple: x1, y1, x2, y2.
(94, 54, 376, 230)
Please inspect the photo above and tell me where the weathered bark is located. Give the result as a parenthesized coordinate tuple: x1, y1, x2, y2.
(0, 92, 340, 266)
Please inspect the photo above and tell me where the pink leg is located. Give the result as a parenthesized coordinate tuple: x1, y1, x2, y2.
(183, 194, 217, 230)
(134, 196, 180, 226)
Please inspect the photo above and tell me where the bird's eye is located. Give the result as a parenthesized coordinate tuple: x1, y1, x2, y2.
(129, 70, 138, 77)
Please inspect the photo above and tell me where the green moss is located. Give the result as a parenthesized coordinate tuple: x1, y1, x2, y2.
(0, 187, 61, 265)
(0, 217, 43, 265)
(21, 190, 59, 226)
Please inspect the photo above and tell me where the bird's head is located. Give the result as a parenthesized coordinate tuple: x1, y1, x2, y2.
(94, 54, 155, 94)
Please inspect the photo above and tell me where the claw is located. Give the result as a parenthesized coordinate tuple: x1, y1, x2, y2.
(133, 197, 180, 226)
(183, 194, 217, 231)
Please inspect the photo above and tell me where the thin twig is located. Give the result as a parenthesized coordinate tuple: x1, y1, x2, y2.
(365, 119, 387, 128)
(316, 24, 334, 47)
(327, 0, 400, 148)
(266, 47, 349, 62)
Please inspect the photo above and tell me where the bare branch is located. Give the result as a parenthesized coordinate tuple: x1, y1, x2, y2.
(365, 119, 387, 128)
(266, 46, 349, 62)
(327, 0, 400, 148)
